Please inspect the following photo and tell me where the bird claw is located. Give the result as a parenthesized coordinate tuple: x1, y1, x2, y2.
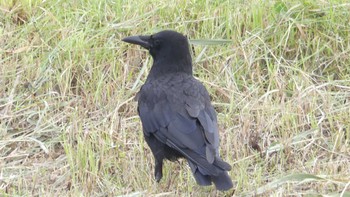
(155, 171, 163, 182)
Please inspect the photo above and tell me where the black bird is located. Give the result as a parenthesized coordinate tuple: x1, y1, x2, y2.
(122, 30, 233, 191)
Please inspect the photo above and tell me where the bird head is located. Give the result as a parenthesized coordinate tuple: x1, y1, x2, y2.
(122, 30, 192, 75)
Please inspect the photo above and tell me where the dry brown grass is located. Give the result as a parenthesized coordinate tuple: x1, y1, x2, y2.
(1, 0, 350, 196)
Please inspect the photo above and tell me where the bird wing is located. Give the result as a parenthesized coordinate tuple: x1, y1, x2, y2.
(138, 75, 230, 175)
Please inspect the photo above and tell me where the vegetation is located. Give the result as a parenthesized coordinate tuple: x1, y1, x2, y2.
(1, 0, 349, 196)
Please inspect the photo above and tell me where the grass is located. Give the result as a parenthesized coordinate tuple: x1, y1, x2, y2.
(1, 0, 350, 196)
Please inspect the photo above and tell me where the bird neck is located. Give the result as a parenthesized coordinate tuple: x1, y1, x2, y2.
(147, 58, 193, 79)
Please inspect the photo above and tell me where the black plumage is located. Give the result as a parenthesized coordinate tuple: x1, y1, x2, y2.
(122, 30, 233, 191)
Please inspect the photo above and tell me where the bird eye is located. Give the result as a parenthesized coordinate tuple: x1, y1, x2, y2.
(154, 40, 161, 47)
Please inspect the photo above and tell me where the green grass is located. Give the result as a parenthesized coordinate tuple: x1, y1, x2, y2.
(1, 0, 350, 196)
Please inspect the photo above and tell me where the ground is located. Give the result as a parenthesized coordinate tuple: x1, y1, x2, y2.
(1, 0, 349, 196)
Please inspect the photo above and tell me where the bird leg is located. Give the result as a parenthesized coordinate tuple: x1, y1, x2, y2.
(154, 158, 163, 182)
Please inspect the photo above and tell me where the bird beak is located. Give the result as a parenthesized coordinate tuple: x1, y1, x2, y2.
(122, 35, 151, 49)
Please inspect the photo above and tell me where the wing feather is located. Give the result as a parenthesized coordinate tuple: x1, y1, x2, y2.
(137, 75, 228, 172)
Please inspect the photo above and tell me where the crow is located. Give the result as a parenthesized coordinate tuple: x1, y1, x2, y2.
(122, 30, 233, 191)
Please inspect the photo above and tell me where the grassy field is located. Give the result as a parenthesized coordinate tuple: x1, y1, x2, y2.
(1, 0, 350, 196)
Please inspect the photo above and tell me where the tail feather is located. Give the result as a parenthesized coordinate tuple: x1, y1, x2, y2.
(167, 140, 233, 190)
(188, 159, 233, 191)
(188, 161, 211, 186)
(166, 140, 222, 175)
(211, 171, 233, 191)
(213, 157, 232, 171)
